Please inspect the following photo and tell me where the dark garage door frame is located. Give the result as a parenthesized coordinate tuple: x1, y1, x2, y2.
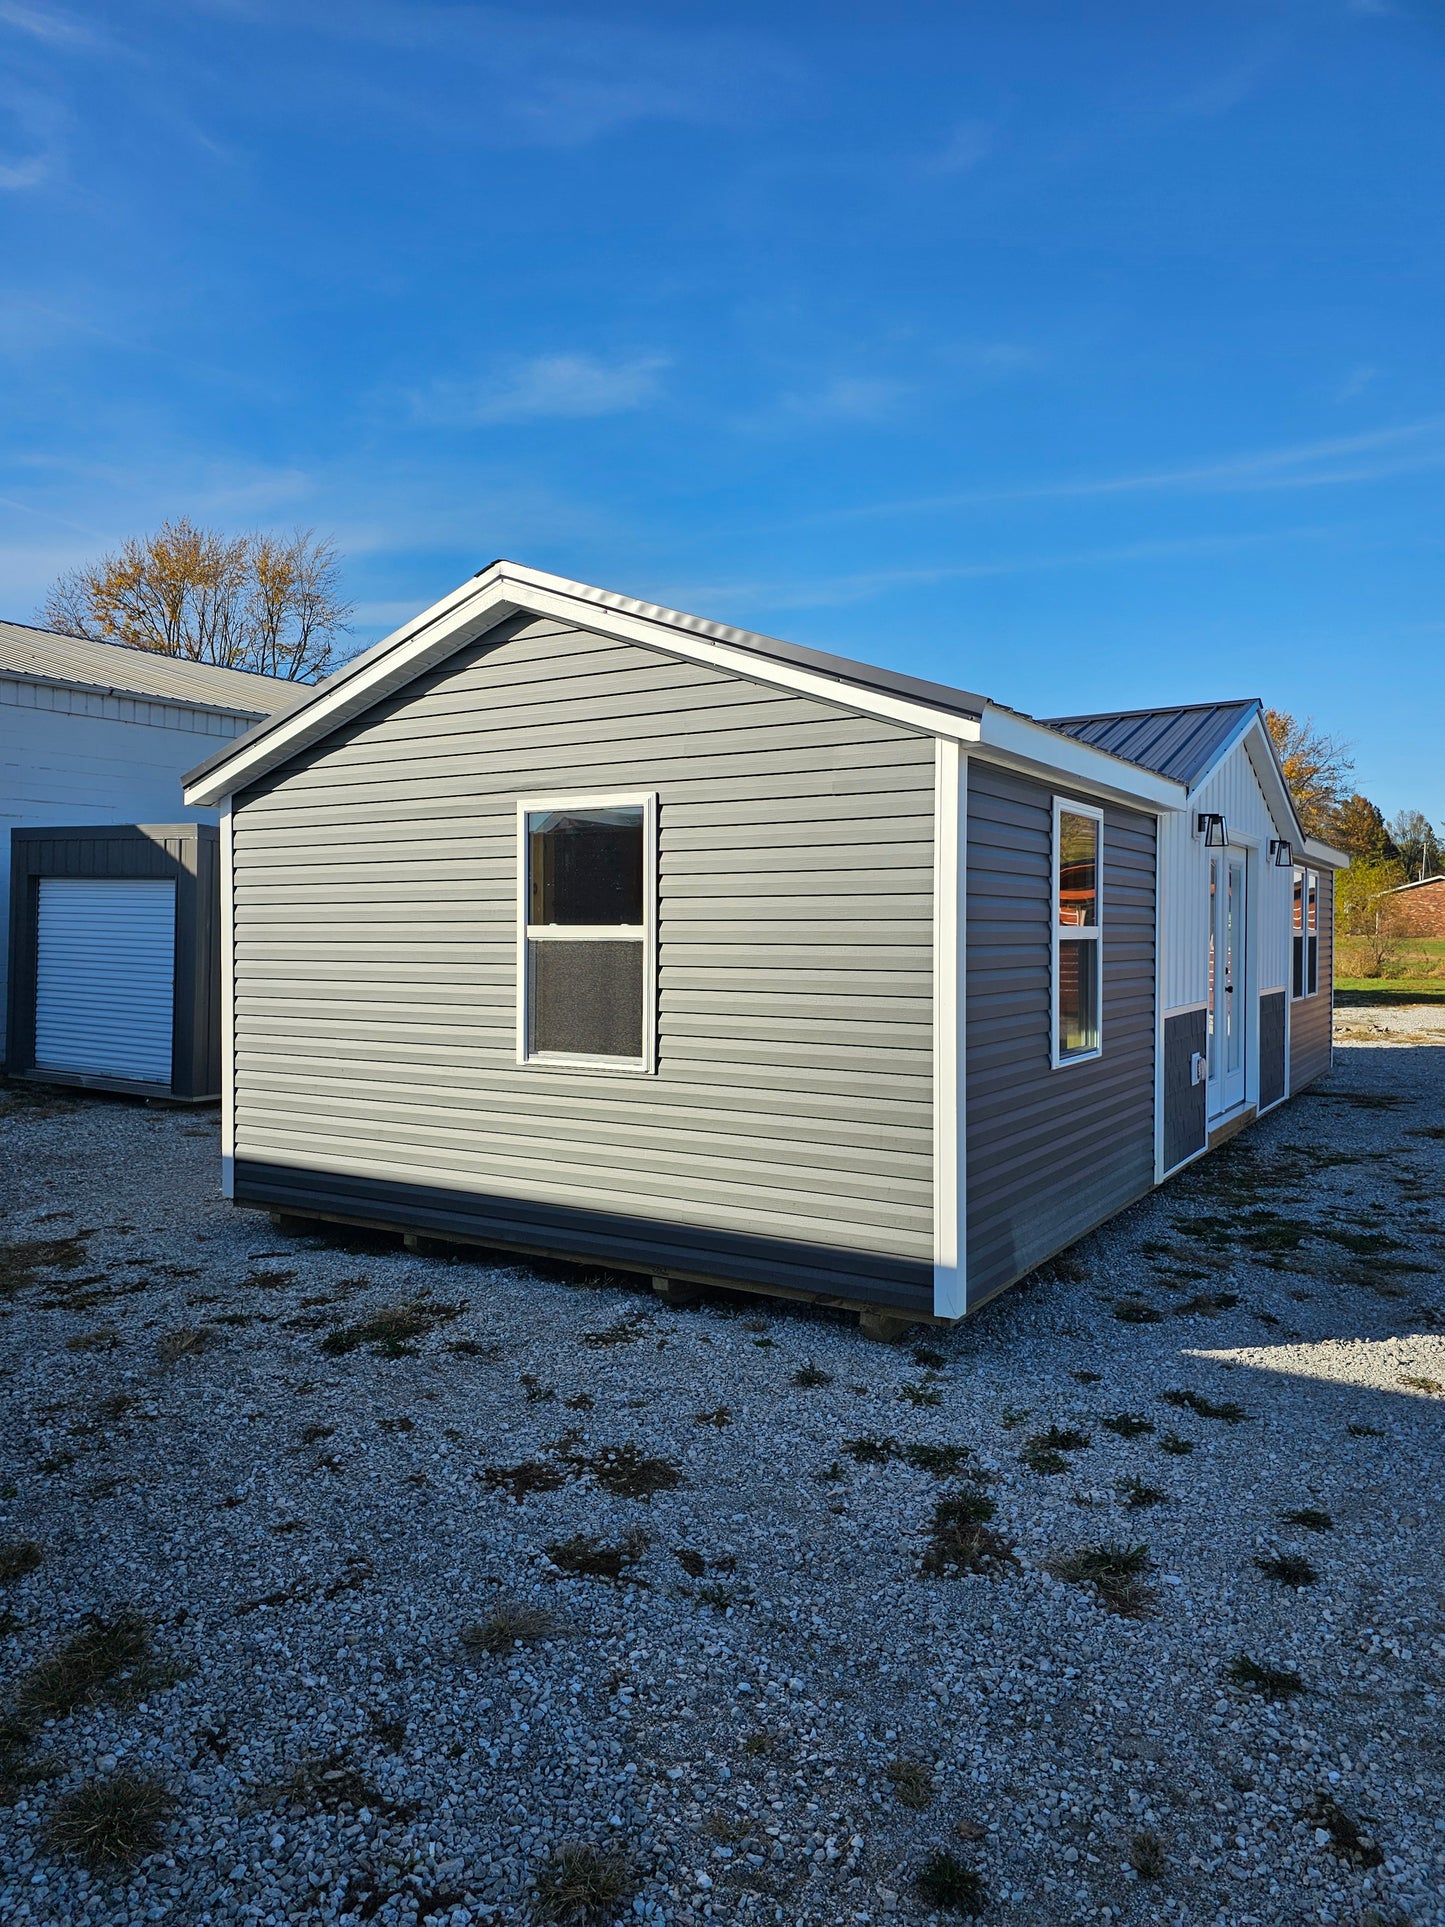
(6, 824, 221, 1102)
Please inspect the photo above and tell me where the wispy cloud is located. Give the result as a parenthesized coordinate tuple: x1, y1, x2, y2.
(672, 527, 1337, 615)
(928, 119, 995, 173)
(1334, 364, 1380, 402)
(410, 352, 670, 426)
(819, 418, 1445, 523)
(0, 86, 66, 191)
(221, 1, 799, 150)
(0, 2, 96, 45)
(781, 375, 910, 424)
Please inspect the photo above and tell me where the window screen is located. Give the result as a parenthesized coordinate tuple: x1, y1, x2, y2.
(522, 802, 651, 1065)
(531, 941, 644, 1058)
(1055, 807, 1101, 1062)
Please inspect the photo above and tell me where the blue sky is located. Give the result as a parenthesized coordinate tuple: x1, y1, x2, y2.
(2, 1, 1442, 821)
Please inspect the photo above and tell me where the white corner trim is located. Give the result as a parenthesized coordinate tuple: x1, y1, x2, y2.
(932, 740, 965, 1319)
(219, 796, 235, 1199)
(1153, 815, 1166, 1185)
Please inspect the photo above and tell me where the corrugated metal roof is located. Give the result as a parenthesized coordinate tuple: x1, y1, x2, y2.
(0, 619, 313, 718)
(1042, 699, 1259, 789)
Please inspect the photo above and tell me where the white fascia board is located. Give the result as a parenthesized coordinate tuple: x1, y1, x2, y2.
(1302, 838, 1351, 870)
(975, 706, 1186, 812)
(184, 566, 987, 805)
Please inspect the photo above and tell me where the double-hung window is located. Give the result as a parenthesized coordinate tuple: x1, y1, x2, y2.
(517, 794, 657, 1070)
(1052, 801, 1102, 1066)
(1292, 866, 1319, 998)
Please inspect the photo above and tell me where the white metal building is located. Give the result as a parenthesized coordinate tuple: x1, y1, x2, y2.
(0, 620, 307, 1060)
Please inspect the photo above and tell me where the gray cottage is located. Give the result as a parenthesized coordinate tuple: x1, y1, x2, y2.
(183, 564, 1346, 1328)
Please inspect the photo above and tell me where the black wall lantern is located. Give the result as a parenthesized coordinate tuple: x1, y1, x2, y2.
(1269, 838, 1293, 867)
(1196, 812, 1229, 847)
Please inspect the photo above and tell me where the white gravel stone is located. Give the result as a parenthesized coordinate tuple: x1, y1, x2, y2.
(0, 1011, 1442, 1924)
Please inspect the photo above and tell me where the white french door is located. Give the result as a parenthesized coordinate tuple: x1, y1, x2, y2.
(1207, 852, 1248, 1117)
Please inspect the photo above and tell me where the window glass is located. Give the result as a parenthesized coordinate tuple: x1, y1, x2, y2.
(1057, 811, 1098, 928)
(1058, 938, 1099, 1057)
(528, 808, 643, 926)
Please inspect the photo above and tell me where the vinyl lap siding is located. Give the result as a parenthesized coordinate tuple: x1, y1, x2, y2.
(1289, 869, 1334, 1093)
(965, 760, 1156, 1304)
(229, 616, 935, 1307)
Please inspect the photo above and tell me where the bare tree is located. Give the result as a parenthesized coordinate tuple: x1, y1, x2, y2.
(1263, 709, 1353, 840)
(41, 518, 351, 682)
(1387, 808, 1444, 882)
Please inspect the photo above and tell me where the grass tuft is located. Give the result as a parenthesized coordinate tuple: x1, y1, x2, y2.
(1281, 1508, 1333, 1533)
(842, 1434, 898, 1465)
(461, 1603, 559, 1655)
(1224, 1653, 1305, 1699)
(1118, 1476, 1168, 1509)
(1100, 1413, 1154, 1439)
(321, 1300, 461, 1357)
(1306, 1795, 1384, 1868)
(791, 1362, 834, 1389)
(903, 1442, 971, 1476)
(1254, 1552, 1318, 1588)
(44, 1773, 172, 1869)
(885, 1757, 934, 1809)
(1128, 1829, 1167, 1879)
(1048, 1541, 1156, 1616)
(17, 1611, 152, 1716)
(545, 1531, 648, 1583)
(480, 1460, 572, 1504)
(157, 1326, 212, 1365)
(0, 1540, 43, 1585)
(585, 1444, 683, 1500)
(920, 1487, 1017, 1579)
(1112, 1298, 1164, 1323)
(1021, 1427, 1089, 1475)
(914, 1850, 988, 1915)
(1160, 1388, 1251, 1424)
(533, 1842, 637, 1923)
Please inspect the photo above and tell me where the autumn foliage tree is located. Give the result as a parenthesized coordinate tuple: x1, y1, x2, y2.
(1263, 708, 1353, 840)
(41, 519, 351, 682)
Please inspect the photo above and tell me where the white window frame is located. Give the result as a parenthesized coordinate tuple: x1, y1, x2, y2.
(1051, 797, 1104, 1070)
(515, 790, 658, 1075)
(1292, 865, 1319, 1000)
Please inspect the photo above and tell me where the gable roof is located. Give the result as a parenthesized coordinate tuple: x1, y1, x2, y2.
(0, 618, 313, 720)
(182, 560, 1188, 812)
(1383, 874, 1445, 894)
(1043, 699, 1260, 789)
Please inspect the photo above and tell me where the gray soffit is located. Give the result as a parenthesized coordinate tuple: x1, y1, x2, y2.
(0, 619, 312, 719)
(1042, 699, 1260, 790)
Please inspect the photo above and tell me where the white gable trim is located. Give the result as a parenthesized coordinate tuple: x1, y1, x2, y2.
(183, 562, 1186, 812)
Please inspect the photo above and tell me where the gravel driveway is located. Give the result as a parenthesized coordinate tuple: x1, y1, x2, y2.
(0, 1017, 1442, 1927)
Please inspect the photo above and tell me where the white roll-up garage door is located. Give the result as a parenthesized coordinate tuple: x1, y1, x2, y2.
(35, 878, 177, 1085)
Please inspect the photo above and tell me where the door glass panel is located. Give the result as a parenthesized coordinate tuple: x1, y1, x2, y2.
(1207, 858, 1219, 1072)
(1226, 859, 1244, 1075)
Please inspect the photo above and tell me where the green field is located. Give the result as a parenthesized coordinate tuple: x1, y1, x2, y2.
(1336, 933, 1445, 1004)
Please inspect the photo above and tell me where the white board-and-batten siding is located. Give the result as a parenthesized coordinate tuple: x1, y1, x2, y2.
(228, 615, 937, 1306)
(1158, 731, 1294, 1015)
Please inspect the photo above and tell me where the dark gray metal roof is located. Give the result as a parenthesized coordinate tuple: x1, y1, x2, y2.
(1042, 699, 1259, 789)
